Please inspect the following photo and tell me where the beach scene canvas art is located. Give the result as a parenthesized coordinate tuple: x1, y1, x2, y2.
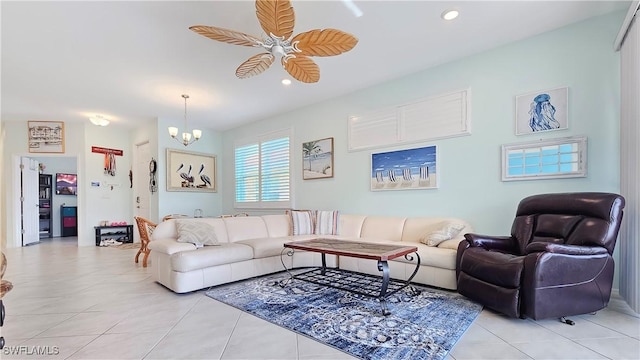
(371, 145, 437, 191)
(303, 138, 333, 180)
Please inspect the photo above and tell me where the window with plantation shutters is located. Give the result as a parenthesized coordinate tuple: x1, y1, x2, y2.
(235, 130, 291, 208)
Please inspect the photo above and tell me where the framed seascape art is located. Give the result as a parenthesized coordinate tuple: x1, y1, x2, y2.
(371, 145, 437, 191)
(302, 137, 334, 180)
(166, 149, 216, 192)
(515, 86, 568, 135)
(28, 121, 65, 153)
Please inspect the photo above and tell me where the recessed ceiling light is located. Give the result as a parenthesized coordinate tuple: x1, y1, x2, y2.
(282, 79, 292, 85)
(441, 9, 459, 21)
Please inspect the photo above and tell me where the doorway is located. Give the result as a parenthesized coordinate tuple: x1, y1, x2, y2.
(12, 155, 79, 247)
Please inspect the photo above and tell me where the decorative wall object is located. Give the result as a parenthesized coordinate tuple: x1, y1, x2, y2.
(515, 86, 568, 135)
(302, 137, 334, 180)
(27, 121, 65, 153)
(166, 149, 216, 192)
(371, 145, 437, 191)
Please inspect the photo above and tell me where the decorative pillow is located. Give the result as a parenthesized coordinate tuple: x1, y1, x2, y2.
(175, 220, 220, 247)
(288, 210, 315, 235)
(315, 210, 339, 235)
(420, 222, 466, 247)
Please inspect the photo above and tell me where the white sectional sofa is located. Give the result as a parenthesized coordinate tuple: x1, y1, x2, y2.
(148, 214, 472, 293)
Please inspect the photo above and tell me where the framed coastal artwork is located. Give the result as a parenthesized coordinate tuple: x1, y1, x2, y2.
(166, 149, 216, 192)
(28, 121, 65, 153)
(515, 86, 568, 135)
(302, 137, 333, 180)
(371, 145, 438, 191)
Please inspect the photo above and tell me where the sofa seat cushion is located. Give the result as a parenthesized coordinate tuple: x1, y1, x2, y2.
(170, 243, 253, 272)
(236, 237, 294, 259)
(383, 242, 457, 270)
(149, 238, 197, 255)
(459, 248, 524, 288)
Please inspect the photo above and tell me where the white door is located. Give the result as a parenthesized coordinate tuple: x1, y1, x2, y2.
(134, 142, 151, 241)
(21, 157, 40, 246)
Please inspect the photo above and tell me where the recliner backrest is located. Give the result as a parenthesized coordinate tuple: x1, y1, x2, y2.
(511, 192, 625, 255)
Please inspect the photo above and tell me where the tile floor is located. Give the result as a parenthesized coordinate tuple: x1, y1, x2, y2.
(2, 237, 639, 360)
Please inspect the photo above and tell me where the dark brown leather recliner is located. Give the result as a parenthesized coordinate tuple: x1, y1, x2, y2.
(456, 192, 625, 324)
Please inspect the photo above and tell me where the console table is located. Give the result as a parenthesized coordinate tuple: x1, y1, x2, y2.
(94, 225, 134, 246)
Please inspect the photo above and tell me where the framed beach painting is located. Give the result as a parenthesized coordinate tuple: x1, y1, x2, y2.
(371, 145, 438, 191)
(302, 137, 333, 180)
(515, 86, 568, 135)
(28, 121, 65, 153)
(166, 149, 216, 192)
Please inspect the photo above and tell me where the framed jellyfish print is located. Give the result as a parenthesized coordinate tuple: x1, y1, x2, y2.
(515, 86, 568, 136)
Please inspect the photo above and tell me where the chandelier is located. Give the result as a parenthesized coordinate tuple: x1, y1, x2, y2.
(168, 94, 202, 146)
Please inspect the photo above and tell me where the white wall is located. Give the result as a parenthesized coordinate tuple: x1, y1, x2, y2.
(156, 116, 224, 219)
(221, 12, 624, 280)
(1, 121, 86, 247)
(82, 123, 133, 246)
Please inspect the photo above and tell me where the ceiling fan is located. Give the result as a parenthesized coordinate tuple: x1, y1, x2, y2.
(190, 0, 358, 83)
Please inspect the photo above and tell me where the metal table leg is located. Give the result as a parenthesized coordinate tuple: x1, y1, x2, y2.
(377, 260, 391, 315)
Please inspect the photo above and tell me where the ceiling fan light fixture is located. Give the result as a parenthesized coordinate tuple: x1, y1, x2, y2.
(89, 115, 110, 126)
(168, 94, 201, 146)
(441, 9, 459, 21)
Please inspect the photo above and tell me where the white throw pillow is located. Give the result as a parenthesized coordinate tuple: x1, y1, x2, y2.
(420, 222, 465, 247)
(288, 210, 315, 235)
(315, 210, 339, 235)
(176, 220, 220, 247)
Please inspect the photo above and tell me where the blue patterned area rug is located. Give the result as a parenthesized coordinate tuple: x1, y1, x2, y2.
(205, 270, 482, 360)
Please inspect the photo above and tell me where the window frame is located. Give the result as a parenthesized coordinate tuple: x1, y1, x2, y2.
(234, 129, 293, 209)
(501, 136, 587, 181)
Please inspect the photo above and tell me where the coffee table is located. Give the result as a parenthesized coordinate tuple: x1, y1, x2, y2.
(279, 238, 421, 315)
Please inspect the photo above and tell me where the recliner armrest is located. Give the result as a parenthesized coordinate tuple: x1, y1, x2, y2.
(525, 242, 609, 255)
(464, 233, 517, 252)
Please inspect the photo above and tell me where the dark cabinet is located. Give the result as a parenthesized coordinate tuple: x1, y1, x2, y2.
(60, 205, 77, 237)
(39, 174, 53, 238)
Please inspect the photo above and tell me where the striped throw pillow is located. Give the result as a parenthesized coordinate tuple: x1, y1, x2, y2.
(288, 210, 315, 235)
(315, 210, 339, 235)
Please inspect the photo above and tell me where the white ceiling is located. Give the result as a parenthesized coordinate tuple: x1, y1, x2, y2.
(1, 1, 629, 131)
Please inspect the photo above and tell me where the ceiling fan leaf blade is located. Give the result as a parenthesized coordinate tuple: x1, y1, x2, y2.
(189, 25, 261, 47)
(256, 0, 295, 39)
(236, 53, 275, 79)
(292, 29, 358, 56)
(283, 56, 319, 83)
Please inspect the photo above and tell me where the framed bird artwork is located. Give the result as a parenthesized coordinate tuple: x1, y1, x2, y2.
(166, 149, 216, 192)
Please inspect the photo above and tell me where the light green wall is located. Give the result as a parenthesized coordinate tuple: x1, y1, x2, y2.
(221, 12, 623, 236)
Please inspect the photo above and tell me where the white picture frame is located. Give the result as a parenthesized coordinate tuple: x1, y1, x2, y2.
(515, 86, 568, 135)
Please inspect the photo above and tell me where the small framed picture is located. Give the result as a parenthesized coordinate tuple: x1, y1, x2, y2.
(302, 137, 334, 180)
(515, 86, 568, 135)
(28, 121, 65, 153)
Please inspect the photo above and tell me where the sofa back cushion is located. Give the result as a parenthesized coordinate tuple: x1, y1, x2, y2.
(262, 214, 290, 238)
(151, 218, 229, 243)
(402, 217, 472, 248)
(338, 214, 366, 237)
(360, 216, 406, 242)
(223, 216, 269, 242)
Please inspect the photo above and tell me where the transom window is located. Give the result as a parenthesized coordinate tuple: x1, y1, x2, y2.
(235, 129, 291, 208)
(501, 137, 587, 181)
